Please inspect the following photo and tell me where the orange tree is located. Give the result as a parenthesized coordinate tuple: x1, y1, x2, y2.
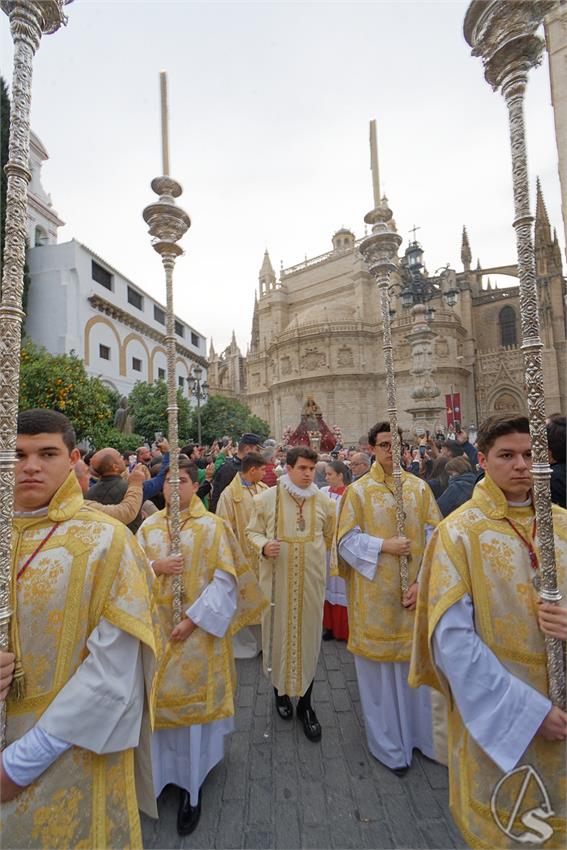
(19, 341, 124, 446)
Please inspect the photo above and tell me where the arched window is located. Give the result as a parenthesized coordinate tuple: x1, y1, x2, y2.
(499, 306, 517, 347)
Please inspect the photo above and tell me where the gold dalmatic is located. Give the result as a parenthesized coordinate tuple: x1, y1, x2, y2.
(216, 474, 268, 579)
(137, 495, 266, 727)
(336, 460, 441, 662)
(246, 485, 335, 696)
(409, 475, 567, 849)
(2, 473, 157, 850)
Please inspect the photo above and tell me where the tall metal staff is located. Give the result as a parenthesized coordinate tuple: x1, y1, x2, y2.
(143, 72, 190, 625)
(359, 121, 408, 599)
(0, 0, 70, 746)
(464, 0, 565, 710)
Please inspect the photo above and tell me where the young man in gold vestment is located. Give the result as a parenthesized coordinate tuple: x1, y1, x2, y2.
(246, 446, 336, 742)
(216, 451, 268, 658)
(336, 421, 442, 775)
(0, 409, 157, 850)
(137, 460, 265, 836)
(410, 414, 567, 849)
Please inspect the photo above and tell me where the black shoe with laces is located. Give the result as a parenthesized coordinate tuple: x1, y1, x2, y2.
(177, 789, 202, 836)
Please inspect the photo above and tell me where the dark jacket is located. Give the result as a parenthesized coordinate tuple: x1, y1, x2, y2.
(142, 452, 170, 501)
(437, 472, 477, 517)
(85, 475, 142, 532)
(551, 462, 566, 509)
(210, 456, 242, 512)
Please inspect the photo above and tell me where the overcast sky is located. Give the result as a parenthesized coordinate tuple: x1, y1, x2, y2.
(1, 0, 563, 355)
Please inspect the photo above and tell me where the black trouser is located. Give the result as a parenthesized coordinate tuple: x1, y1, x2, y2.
(274, 680, 314, 709)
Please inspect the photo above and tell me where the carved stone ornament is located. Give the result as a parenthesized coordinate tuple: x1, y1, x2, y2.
(337, 346, 354, 367)
(300, 349, 326, 371)
(280, 355, 292, 376)
(435, 338, 450, 359)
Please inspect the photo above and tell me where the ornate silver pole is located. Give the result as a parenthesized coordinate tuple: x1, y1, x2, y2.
(465, 0, 565, 710)
(0, 0, 70, 745)
(143, 72, 190, 625)
(359, 121, 408, 599)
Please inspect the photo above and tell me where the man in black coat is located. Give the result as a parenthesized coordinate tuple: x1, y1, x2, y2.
(210, 433, 264, 512)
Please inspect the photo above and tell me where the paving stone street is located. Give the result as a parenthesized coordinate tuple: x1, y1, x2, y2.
(141, 639, 466, 850)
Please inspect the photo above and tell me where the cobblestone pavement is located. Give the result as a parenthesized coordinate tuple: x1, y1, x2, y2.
(142, 638, 466, 849)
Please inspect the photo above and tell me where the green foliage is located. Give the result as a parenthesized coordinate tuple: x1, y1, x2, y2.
(88, 426, 145, 455)
(192, 395, 270, 445)
(19, 341, 116, 444)
(128, 379, 191, 443)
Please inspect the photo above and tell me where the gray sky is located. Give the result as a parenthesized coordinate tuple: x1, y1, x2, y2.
(1, 0, 563, 355)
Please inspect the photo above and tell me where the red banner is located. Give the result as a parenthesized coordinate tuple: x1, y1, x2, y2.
(445, 392, 461, 430)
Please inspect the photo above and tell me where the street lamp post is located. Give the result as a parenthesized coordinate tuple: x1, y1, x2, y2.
(190, 364, 208, 445)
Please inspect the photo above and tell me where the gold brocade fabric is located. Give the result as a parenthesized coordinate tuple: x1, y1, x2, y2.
(2, 473, 157, 850)
(217, 477, 267, 573)
(137, 496, 266, 728)
(409, 475, 567, 849)
(337, 461, 441, 662)
(246, 484, 335, 696)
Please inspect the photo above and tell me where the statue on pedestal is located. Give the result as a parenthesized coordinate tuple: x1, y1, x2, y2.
(288, 396, 337, 452)
(114, 396, 133, 434)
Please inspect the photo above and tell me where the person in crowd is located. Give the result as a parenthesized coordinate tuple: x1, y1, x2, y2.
(246, 447, 335, 742)
(261, 446, 278, 487)
(547, 414, 566, 509)
(336, 421, 443, 776)
(350, 452, 371, 481)
(410, 414, 566, 848)
(137, 460, 264, 836)
(210, 433, 264, 512)
(437, 455, 476, 517)
(75, 458, 146, 525)
(321, 460, 351, 642)
(314, 460, 328, 488)
(425, 456, 450, 500)
(440, 431, 478, 468)
(86, 447, 143, 533)
(216, 452, 268, 658)
(0, 409, 157, 848)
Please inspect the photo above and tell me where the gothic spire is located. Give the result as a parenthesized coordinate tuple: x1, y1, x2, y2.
(209, 338, 216, 359)
(461, 226, 472, 271)
(535, 177, 554, 276)
(259, 247, 276, 295)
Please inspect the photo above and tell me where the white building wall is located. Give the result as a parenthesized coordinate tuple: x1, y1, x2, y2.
(26, 239, 208, 399)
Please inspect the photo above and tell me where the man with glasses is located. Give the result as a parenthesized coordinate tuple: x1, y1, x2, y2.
(336, 421, 442, 775)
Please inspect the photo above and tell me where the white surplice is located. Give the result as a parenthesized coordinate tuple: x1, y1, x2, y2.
(151, 569, 237, 804)
(339, 528, 436, 769)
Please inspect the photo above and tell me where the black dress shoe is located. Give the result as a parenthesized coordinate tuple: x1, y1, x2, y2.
(297, 703, 322, 742)
(177, 789, 202, 836)
(275, 692, 293, 720)
(322, 629, 334, 641)
(391, 766, 409, 777)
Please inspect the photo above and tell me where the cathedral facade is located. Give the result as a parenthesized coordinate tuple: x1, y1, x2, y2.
(207, 181, 566, 443)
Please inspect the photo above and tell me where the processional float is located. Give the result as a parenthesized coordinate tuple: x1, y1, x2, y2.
(0, 0, 71, 747)
(143, 72, 190, 626)
(464, 0, 565, 709)
(359, 120, 410, 601)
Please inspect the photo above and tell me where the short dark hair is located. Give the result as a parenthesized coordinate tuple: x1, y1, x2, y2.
(547, 415, 566, 464)
(17, 409, 76, 453)
(476, 414, 530, 455)
(165, 459, 199, 484)
(368, 421, 402, 448)
(180, 444, 198, 458)
(326, 460, 352, 485)
(440, 440, 465, 458)
(242, 452, 266, 473)
(286, 446, 318, 466)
